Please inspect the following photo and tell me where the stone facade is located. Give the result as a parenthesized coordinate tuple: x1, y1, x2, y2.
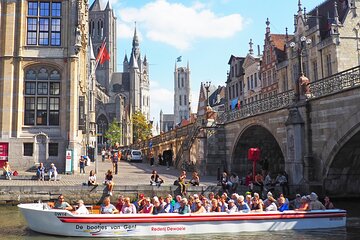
(174, 62, 191, 125)
(0, 0, 91, 172)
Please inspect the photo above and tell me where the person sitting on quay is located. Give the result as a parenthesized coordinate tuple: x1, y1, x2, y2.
(192, 198, 206, 214)
(178, 198, 190, 214)
(265, 196, 278, 211)
(48, 163, 58, 181)
(236, 195, 250, 213)
(37, 162, 46, 181)
(175, 170, 187, 195)
(254, 172, 264, 194)
(324, 196, 335, 209)
(229, 172, 239, 193)
(189, 171, 200, 186)
(54, 194, 73, 211)
(275, 172, 288, 195)
(150, 170, 164, 187)
(139, 197, 154, 214)
(104, 170, 114, 196)
(120, 197, 137, 214)
(295, 196, 309, 211)
(308, 192, 326, 210)
(152, 197, 165, 215)
(3, 161, 13, 180)
(88, 170, 98, 186)
(277, 196, 289, 212)
(75, 199, 89, 215)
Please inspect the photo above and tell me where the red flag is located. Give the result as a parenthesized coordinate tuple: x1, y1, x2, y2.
(100, 47, 110, 64)
(96, 40, 110, 65)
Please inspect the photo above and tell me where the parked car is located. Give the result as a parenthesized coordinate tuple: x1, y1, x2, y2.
(127, 150, 142, 162)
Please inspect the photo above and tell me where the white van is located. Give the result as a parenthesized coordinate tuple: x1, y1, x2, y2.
(127, 150, 142, 162)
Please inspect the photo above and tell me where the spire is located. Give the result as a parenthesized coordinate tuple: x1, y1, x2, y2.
(266, 18, 270, 34)
(123, 53, 128, 63)
(304, 7, 307, 22)
(132, 22, 139, 48)
(285, 27, 289, 42)
(334, 1, 339, 25)
(130, 52, 138, 69)
(89, 0, 101, 11)
(298, 0, 302, 12)
(249, 39, 254, 55)
(144, 54, 147, 64)
(105, 0, 112, 10)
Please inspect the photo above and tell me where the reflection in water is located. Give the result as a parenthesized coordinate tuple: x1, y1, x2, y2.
(1, 199, 360, 240)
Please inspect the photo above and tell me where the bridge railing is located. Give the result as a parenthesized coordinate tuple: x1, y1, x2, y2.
(308, 65, 360, 98)
(218, 90, 295, 124)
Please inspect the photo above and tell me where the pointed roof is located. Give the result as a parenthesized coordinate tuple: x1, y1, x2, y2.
(105, 0, 112, 10)
(130, 53, 139, 69)
(123, 53, 128, 63)
(132, 24, 139, 48)
(90, 0, 107, 11)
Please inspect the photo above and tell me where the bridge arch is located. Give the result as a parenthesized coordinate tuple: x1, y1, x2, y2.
(323, 118, 360, 196)
(231, 124, 285, 179)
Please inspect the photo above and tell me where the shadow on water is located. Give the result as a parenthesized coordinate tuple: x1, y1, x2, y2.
(1, 198, 360, 240)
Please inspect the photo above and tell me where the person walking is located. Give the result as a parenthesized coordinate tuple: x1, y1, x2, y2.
(79, 156, 86, 175)
(112, 152, 119, 175)
(101, 148, 106, 162)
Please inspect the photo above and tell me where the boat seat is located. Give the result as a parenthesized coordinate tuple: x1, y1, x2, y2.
(90, 205, 101, 214)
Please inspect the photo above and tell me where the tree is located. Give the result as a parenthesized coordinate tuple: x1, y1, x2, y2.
(104, 119, 122, 146)
(132, 111, 152, 142)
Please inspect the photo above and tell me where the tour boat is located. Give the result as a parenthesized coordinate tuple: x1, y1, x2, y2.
(18, 203, 346, 237)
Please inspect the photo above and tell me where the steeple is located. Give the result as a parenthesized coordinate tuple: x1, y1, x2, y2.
(89, 0, 102, 11)
(334, 1, 340, 25)
(249, 39, 254, 55)
(132, 22, 139, 48)
(105, 0, 112, 10)
(298, 0, 302, 13)
(144, 54, 147, 64)
(123, 53, 128, 63)
(266, 18, 270, 35)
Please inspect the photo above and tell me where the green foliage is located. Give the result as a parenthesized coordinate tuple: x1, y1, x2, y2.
(132, 111, 152, 142)
(104, 119, 122, 145)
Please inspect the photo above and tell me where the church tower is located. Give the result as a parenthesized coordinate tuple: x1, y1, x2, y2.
(128, 26, 150, 120)
(89, 0, 117, 91)
(174, 61, 191, 124)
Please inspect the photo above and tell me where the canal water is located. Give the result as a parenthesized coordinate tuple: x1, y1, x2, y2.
(1, 199, 360, 239)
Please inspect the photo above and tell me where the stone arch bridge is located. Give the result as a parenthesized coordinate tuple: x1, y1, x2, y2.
(134, 66, 360, 197)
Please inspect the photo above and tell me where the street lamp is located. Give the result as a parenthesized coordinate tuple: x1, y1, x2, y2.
(290, 35, 312, 101)
(204, 81, 211, 106)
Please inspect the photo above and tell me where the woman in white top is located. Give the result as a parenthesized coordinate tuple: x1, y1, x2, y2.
(75, 200, 89, 215)
(265, 196, 278, 211)
(88, 170, 98, 186)
(48, 163, 58, 181)
(121, 197, 137, 214)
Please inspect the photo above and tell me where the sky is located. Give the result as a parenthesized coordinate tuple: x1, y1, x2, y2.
(90, 0, 320, 124)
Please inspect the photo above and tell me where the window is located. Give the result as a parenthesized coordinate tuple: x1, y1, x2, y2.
(49, 143, 58, 156)
(23, 143, 33, 156)
(231, 66, 234, 77)
(184, 95, 187, 106)
(27, 1, 62, 46)
(326, 54, 332, 76)
(312, 61, 318, 81)
(254, 73, 258, 87)
(263, 72, 267, 87)
(179, 95, 182, 106)
(266, 49, 271, 64)
(228, 87, 231, 99)
(251, 75, 254, 89)
(247, 77, 250, 91)
(24, 67, 61, 126)
(235, 83, 239, 96)
(181, 78, 184, 87)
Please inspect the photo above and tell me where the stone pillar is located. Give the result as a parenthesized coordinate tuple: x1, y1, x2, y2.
(285, 107, 305, 185)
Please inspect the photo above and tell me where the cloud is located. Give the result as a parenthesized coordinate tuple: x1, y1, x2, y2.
(150, 82, 173, 121)
(116, 0, 245, 50)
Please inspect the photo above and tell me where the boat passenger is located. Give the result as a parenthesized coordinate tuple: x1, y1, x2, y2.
(88, 170, 98, 186)
(245, 194, 252, 208)
(135, 193, 146, 212)
(251, 193, 264, 212)
(265, 196, 277, 211)
(150, 170, 164, 186)
(37, 163, 45, 181)
(192, 199, 206, 214)
(263, 191, 275, 209)
(324, 196, 335, 209)
(189, 195, 197, 212)
(189, 171, 200, 186)
(101, 197, 118, 214)
(210, 199, 221, 212)
(173, 195, 182, 213)
(308, 192, 325, 210)
(178, 198, 190, 214)
(75, 200, 89, 215)
(290, 194, 302, 209)
(226, 199, 238, 214)
(219, 195, 228, 212)
(115, 195, 124, 212)
(139, 197, 154, 214)
(277, 196, 289, 212)
(54, 195, 73, 211)
(48, 163, 58, 181)
(296, 196, 309, 211)
(121, 197, 137, 214)
(104, 170, 114, 196)
(163, 196, 173, 213)
(152, 197, 165, 215)
(236, 195, 250, 213)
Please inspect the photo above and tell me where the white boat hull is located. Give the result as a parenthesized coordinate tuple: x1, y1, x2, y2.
(18, 203, 346, 237)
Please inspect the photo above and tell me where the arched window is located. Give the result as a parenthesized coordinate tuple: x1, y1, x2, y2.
(24, 67, 61, 126)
